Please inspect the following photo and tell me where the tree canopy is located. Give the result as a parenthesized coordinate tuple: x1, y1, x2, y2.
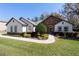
(61, 3, 79, 27)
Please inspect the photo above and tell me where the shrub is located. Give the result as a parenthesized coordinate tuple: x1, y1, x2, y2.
(37, 36, 42, 40)
(21, 33, 31, 38)
(31, 32, 37, 37)
(73, 28, 79, 32)
(37, 34, 48, 40)
(20, 33, 24, 37)
(42, 34, 48, 39)
(35, 23, 47, 34)
(54, 32, 64, 36)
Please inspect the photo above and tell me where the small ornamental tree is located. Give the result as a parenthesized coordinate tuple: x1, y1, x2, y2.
(35, 23, 47, 34)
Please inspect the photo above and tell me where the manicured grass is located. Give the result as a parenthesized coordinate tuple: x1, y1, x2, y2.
(0, 37, 79, 56)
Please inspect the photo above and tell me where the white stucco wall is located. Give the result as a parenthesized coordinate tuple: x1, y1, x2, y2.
(7, 18, 35, 33)
(54, 21, 73, 32)
(26, 24, 33, 32)
(21, 18, 35, 32)
(22, 24, 35, 33)
(7, 19, 23, 33)
(0, 22, 6, 32)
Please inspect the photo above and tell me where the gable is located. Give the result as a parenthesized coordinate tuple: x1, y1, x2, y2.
(55, 21, 73, 27)
(6, 18, 22, 26)
(19, 17, 35, 26)
(6, 17, 27, 26)
(40, 15, 62, 27)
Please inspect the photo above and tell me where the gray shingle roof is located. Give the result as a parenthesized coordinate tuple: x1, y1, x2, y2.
(6, 17, 27, 25)
(19, 17, 36, 26)
(7, 15, 73, 26)
(17, 19, 27, 25)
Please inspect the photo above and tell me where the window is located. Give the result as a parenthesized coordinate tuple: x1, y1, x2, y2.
(62, 22, 64, 24)
(13, 20, 14, 22)
(14, 26, 17, 32)
(64, 26, 68, 32)
(10, 26, 13, 32)
(58, 26, 62, 32)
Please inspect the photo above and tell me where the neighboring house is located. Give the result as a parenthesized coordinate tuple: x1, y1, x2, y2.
(6, 17, 36, 34)
(6, 15, 73, 34)
(0, 21, 7, 32)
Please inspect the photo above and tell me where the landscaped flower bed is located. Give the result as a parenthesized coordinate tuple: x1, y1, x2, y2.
(21, 33, 31, 38)
(37, 34, 48, 40)
(21, 32, 48, 40)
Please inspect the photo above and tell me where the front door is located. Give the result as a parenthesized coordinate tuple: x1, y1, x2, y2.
(48, 25, 54, 34)
(48, 28, 53, 34)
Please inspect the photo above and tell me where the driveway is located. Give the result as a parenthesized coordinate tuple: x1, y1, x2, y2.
(0, 34, 55, 44)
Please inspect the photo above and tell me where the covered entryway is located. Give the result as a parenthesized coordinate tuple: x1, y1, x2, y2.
(48, 25, 54, 34)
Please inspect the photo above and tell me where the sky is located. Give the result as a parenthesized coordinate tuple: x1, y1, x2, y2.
(0, 3, 64, 21)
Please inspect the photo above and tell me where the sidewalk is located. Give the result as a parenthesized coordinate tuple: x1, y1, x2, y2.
(0, 34, 55, 44)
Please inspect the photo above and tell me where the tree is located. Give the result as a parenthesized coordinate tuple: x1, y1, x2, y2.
(35, 23, 47, 34)
(51, 12, 65, 19)
(62, 4, 77, 19)
(40, 14, 45, 20)
(32, 12, 49, 22)
(33, 17, 39, 22)
(62, 3, 79, 27)
(40, 12, 49, 20)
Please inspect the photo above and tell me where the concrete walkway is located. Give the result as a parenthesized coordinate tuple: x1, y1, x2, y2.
(0, 34, 55, 44)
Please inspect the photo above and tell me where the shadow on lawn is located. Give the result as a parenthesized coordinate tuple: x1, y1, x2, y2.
(57, 36, 79, 41)
(2, 34, 21, 37)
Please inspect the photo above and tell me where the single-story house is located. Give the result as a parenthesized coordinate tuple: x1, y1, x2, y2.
(6, 17, 36, 34)
(6, 15, 73, 34)
(0, 21, 7, 32)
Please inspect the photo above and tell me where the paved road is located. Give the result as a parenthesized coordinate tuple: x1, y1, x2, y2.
(0, 34, 55, 44)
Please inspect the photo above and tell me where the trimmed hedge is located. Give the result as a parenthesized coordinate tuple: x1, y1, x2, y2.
(54, 32, 78, 38)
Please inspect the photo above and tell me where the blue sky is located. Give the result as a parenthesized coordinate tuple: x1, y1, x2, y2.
(0, 3, 64, 21)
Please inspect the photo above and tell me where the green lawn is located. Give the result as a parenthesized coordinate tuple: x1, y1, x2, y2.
(0, 37, 79, 56)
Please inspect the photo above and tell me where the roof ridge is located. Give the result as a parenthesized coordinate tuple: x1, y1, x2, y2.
(6, 17, 27, 25)
(19, 17, 36, 25)
(35, 14, 63, 25)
